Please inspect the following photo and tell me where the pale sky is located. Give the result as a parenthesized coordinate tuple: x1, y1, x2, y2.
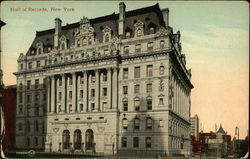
(1, 1, 249, 139)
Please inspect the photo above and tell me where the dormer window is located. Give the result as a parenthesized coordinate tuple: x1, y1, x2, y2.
(61, 43, 66, 50)
(36, 41, 43, 54)
(82, 38, 87, 46)
(38, 48, 42, 54)
(160, 40, 165, 49)
(125, 32, 131, 38)
(134, 20, 144, 37)
(102, 26, 112, 43)
(149, 27, 155, 34)
(136, 29, 142, 37)
(104, 34, 109, 42)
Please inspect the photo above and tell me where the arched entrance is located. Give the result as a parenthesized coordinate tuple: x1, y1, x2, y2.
(74, 129, 82, 150)
(62, 130, 70, 150)
(85, 129, 95, 151)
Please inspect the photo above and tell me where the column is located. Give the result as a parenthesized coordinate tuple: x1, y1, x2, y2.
(83, 71, 88, 112)
(95, 70, 100, 111)
(88, 73, 92, 111)
(112, 67, 118, 109)
(51, 75, 55, 113)
(107, 68, 112, 109)
(72, 72, 76, 112)
(61, 74, 66, 113)
(77, 75, 81, 112)
(100, 72, 103, 111)
(46, 77, 51, 112)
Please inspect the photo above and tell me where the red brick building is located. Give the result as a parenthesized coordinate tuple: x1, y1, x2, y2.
(0, 85, 17, 152)
(191, 125, 231, 157)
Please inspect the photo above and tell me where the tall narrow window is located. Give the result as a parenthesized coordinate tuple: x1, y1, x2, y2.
(134, 98, 140, 111)
(134, 118, 140, 130)
(146, 117, 153, 130)
(135, 44, 142, 53)
(69, 91, 72, 99)
(122, 137, 127, 147)
(133, 137, 139, 148)
(102, 102, 107, 110)
(27, 137, 30, 146)
(146, 65, 153, 77)
(123, 68, 128, 79)
(35, 79, 39, 88)
(36, 61, 41, 68)
(124, 46, 129, 55)
(19, 93, 22, 103)
(91, 89, 95, 97)
(28, 62, 32, 69)
(122, 118, 128, 129)
(147, 42, 154, 51)
(18, 123, 23, 130)
(146, 83, 152, 93)
(146, 137, 152, 148)
(102, 88, 107, 96)
(27, 80, 31, 90)
(80, 90, 84, 98)
(147, 97, 152, 110)
(123, 98, 128, 111)
(134, 67, 140, 78)
(134, 85, 140, 94)
(91, 103, 95, 112)
(160, 40, 165, 49)
(123, 86, 128, 95)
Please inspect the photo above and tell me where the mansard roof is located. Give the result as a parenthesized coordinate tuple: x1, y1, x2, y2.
(27, 3, 165, 55)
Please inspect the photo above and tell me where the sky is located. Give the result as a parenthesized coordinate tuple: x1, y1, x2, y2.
(1, 1, 249, 139)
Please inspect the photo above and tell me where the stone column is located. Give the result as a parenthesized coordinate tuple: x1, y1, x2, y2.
(72, 72, 77, 112)
(174, 76, 177, 112)
(51, 75, 55, 113)
(95, 70, 100, 111)
(83, 71, 88, 112)
(107, 68, 112, 110)
(88, 73, 92, 112)
(112, 67, 118, 109)
(47, 77, 51, 112)
(61, 74, 66, 113)
(100, 72, 103, 112)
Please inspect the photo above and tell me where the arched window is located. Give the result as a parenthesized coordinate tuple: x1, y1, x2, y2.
(160, 40, 165, 49)
(122, 118, 128, 130)
(63, 130, 70, 149)
(123, 98, 128, 111)
(74, 129, 82, 149)
(146, 117, 153, 130)
(146, 97, 152, 110)
(134, 97, 140, 111)
(134, 117, 140, 130)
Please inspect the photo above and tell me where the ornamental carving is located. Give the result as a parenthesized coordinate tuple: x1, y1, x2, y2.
(102, 26, 112, 42)
(155, 26, 172, 37)
(134, 20, 144, 37)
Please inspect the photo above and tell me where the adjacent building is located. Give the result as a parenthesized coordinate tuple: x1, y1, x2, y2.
(14, 3, 193, 156)
(190, 114, 199, 140)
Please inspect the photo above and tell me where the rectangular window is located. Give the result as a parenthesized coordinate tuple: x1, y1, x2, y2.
(135, 44, 142, 53)
(134, 67, 140, 78)
(36, 61, 40, 68)
(134, 85, 140, 94)
(59, 92, 62, 100)
(20, 64, 23, 70)
(159, 98, 164, 105)
(146, 83, 152, 93)
(91, 89, 95, 97)
(69, 104, 72, 112)
(123, 68, 128, 80)
(35, 94, 39, 102)
(123, 86, 128, 95)
(146, 137, 152, 148)
(133, 137, 139, 148)
(124, 46, 129, 55)
(80, 90, 84, 98)
(121, 137, 127, 148)
(91, 103, 95, 112)
(91, 75, 96, 83)
(69, 78, 72, 85)
(123, 101, 128, 111)
(19, 105, 23, 114)
(27, 80, 31, 90)
(147, 42, 154, 51)
(102, 88, 107, 96)
(43, 78, 46, 88)
(103, 102, 108, 110)
(103, 74, 107, 82)
(28, 62, 32, 69)
(80, 104, 84, 111)
(35, 79, 39, 89)
(69, 91, 72, 99)
(147, 99, 152, 110)
(80, 77, 84, 84)
(146, 65, 153, 77)
(59, 79, 62, 86)
(19, 93, 22, 103)
(27, 94, 31, 103)
(35, 107, 39, 116)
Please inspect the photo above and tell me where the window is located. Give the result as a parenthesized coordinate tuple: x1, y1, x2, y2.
(103, 74, 107, 82)
(102, 102, 108, 110)
(124, 46, 129, 55)
(125, 31, 131, 38)
(80, 104, 84, 111)
(69, 104, 72, 112)
(159, 98, 164, 105)
(121, 137, 127, 148)
(82, 38, 87, 46)
(149, 27, 155, 34)
(58, 105, 62, 112)
(159, 66, 165, 75)
(74, 130, 82, 150)
(136, 29, 142, 37)
(63, 130, 70, 149)
(35, 120, 39, 131)
(146, 117, 153, 130)
(19, 83, 23, 90)
(80, 90, 84, 98)
(105, 34, 109, 42)
(27, 137, 30, 146)
(147, 42, 154, 51)
(35, 94, 39, 102)
(146, 137, 152, 148)
(28, 62, 32, 69)
(122, 118, 128, 129)
(134, 98, 140, 111)
(27, 107, 31, 116)
(147, 97, 152, 110)
(38, 48, 42, 54)
(133, 137, 139, 148)
(27, 80, 31, 90)
(146, 65, 153, 77)
(18, 123, 23, 130)
(123, 68, 128, 79)
(91, 89, 95, 97)
(59, 92, 62, 100)
(27, 121, 30, 132)
(36, 61, 40, 68)
(123, 86, 128, 95)
(69, 91, 72, 99)
(91, 75, 96, 83)
(123, 98, 128, 111)
(160, 40, 165, 49)
(27, 94, 31, 103)
(159, 120, 163, 127)
(134, 67, 140, 78)
(35, 107, 39, 116)
(80, 77, 84, 84)
(134, 118, 140, 130)
(134, 85, 140, 94)
(34, 137, 38, 146)
(102, 88, 107, 96)
(69, 78, 72, 85)
(20, 64, 23, 70)
(61, 43, 66, 50)
(91, 103, 95, 111)
(35, 79, 39, 89)
(146, 83, 152, 93)
(18, 105, 23, 114)
(135, 44, 142, 53)
(43, 78, 46, 88)
(19, 93, 22, 103)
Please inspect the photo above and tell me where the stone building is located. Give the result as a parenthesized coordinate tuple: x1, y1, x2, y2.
(191, 114, 199, 140)
(14, 3, 193, 156)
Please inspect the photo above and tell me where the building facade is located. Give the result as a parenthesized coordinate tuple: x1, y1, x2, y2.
(14, 3, 193, 156)
(190, 114, 199, 140)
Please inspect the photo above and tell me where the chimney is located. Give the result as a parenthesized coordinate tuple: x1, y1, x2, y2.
(118, 2, 126, 36)
(54, 18, 62, 48)
(161, 8, 169, 27)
